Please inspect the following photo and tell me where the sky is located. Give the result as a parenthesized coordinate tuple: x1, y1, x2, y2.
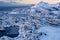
(0, 0, 60, 4)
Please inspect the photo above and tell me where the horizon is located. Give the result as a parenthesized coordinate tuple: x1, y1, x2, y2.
(0, 0, 60, 4)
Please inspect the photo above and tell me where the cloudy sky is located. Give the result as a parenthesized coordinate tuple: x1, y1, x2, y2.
(0, 0, 60, 4)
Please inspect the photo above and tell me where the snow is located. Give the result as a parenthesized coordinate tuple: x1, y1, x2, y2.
(39, 24, 60, 40)
(0, 1, 60, 40)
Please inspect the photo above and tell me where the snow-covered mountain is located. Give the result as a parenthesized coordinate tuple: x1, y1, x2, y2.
(0, 1, 34, 11)
(8, 1, 60, 25)
(0, 1, 34, 7)
(0, 1, 60, 40)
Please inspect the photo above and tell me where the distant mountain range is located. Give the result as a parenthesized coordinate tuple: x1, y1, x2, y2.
(0, 1, 34, 7)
